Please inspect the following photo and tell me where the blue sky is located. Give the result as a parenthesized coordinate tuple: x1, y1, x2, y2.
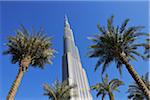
(0, 1, 149, 100)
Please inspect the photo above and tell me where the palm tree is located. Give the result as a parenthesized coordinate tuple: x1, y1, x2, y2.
(144, 35, 150, 58)
(128, 72, 150, 100)
(43, 80, 76, 100)
(88, 16, 150, 99)
(91, 74, 124, 100)
(133, 34, 150, 59)
(3, 25, 55, 100)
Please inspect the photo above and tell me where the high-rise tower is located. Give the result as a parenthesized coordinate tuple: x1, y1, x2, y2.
(62, 15, 92, 100)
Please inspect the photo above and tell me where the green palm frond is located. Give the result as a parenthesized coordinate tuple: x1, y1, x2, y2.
(97, 25, 107, 35)
(101, 58, 113, 75)
(116, 61, 123, 75)
(144, 35, 150, 58)
(102, 93, 106, 100)
(109, 79, 124, 91)
(91, 83, 104, 91)
(119, 19, 129, 34)
(91, 74, 124, 99)
(3, 25, 55, 68)
(43, 83, 57, 100)
(94, 57, 105, 71)
(128, 72, 150, 99)
(96, 89, 105, 97)
(88, 16, 147, 75)
(102, 74, 109, 85)
(107, 15, 114, 34)
(43, 80, 76, 100)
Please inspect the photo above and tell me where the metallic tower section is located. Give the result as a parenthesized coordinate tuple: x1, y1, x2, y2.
(62, 15, 92, 100)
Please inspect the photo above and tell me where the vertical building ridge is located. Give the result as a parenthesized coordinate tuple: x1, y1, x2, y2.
(62, 15, 92, 100)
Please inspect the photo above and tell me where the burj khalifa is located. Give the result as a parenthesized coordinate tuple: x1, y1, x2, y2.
(62, 15, 92, 100)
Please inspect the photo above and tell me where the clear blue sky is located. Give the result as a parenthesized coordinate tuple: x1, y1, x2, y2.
(0, 1, 149, 100)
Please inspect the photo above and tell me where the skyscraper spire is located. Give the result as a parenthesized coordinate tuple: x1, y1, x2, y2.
(62, 15, 93, 100)
(64, 15, 74, 42)
(64, 15, 70, 28)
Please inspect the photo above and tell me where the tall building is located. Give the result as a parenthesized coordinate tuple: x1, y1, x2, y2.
(62, 15, 92, 100)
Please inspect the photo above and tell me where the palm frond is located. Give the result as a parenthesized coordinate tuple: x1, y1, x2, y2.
(43, 80, 75, 100)
(3, 25, 55, 68)
(102, 93, 106, 100)
(94, 57, 105, 71)
(110, 79, 124, 91)
(91, 74, 123, 99)
(97, 24, 107, 35)
(116, 61, 123, 76)
(88, 16, 147, 74)
(120, 19, 129, 34)
(128, 72, 150, 99)
(107, 15, 114, 34)
(96, 89, 105, 97)
(101, 57, 113, 75)
(43, 83, 57, 100)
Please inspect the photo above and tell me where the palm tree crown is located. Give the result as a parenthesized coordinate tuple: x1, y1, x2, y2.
(43, 80, 76, 100)
(128, 72, 150, 100)
(4, 25, 55, 70)
(144, 35, 150, 58)
(88, 16, 146, 75)
(91, 74, 124, 100)
(88, 16, 150, 99)
(5, 25, 55, 100)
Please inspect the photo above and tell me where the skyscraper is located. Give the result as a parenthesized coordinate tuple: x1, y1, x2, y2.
(62, 15, 92, 100)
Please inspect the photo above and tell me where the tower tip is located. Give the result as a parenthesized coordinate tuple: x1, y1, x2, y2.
(64, 14, 68, 22)
(64, 14, 70, 28)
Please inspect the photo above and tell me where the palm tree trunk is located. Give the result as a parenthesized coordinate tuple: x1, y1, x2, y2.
(7, 67, 24, 100)
(119, 54, 150, 99)
(7, 56, 31, 100)
(108, 92, 114, 100)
